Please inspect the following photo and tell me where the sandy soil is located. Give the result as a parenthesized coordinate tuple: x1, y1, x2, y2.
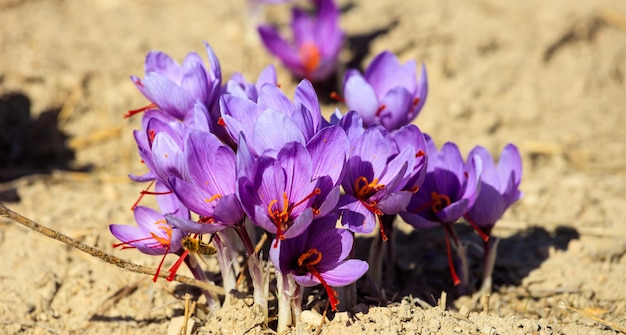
(1, 0, 626, 334)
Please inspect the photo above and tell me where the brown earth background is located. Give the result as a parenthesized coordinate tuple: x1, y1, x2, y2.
(1, 0, 626, 334)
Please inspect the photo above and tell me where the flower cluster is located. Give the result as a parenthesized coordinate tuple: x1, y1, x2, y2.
(110, 0, 522, 331)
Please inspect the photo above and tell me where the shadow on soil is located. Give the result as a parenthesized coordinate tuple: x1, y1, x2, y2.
(0, 91, 90, 201)
(355, 222, 580, 307)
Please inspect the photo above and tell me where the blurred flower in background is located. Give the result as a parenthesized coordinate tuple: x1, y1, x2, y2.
(258, 0, 343, 82)
(342, 50, 428, 131)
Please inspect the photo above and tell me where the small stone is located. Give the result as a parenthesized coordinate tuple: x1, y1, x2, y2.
(300, 310, 323, 326)
(459, 305, 470, 318)
(334, 312, 350, 323)
(167, 316, 196, 335)
(454, 326, 462, 332)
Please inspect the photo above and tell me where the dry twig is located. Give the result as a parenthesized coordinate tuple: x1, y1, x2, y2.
(0, 204, 225, 296)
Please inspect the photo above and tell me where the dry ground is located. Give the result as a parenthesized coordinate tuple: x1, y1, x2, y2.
(1, 0, 626, 334)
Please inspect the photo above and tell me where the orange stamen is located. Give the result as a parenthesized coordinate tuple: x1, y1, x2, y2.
(431, 192, 451, 213)
(268, 188, 321, 248)
(298, 248, 340, 311)
(354, 176, 385, 200)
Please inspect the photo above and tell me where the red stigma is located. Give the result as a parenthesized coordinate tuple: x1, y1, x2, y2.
(133, 77, 144, 88)
(130, 180, 155, 210)
(330, 91, 345, 103)
(464, 214, 490, 242)
(124, 102, 157, 118)
(217, 117, 226, 127)
(166, 250, 189, 281)
(376, 104, 387, 116)
(412, 97, 421, 106)
(443, 227, 461, 286)
(415, 150, 425, 158)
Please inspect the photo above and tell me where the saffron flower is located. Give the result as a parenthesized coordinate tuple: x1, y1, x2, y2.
(400, 135, 482, 285)
(223, 65, 278, 102)
(342, 51, 428, 131)
(237, 126, 349, 246)
(128, 42, 222, 121)
(464, 144, 523, 239)
(270, 214, 369, 311)
(258, 0, 343, 82)
(219, 80, 323, 155)
(401, 136, 482, 229)
(109, 191, 187, 281)
(166, 129, 245, 234)
(337, 111, 427, 236)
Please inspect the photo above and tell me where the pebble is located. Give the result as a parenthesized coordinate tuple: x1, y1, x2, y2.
(300, 310, 323, 326)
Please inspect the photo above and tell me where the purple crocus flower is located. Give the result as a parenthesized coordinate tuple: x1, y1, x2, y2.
(400, 135, 482, 285)
(337, 111, 427, 237)
(128, 42, 221, 122)
(270, 214, 369, 311)
(237, 126, 349, 246)
(110, 189, 187, 281)
(258, 0, 343, 82)
(342, 51, 428, 131)
(129, 103, 212, 185)
(222, 65, 278, 102)
(166, 129, 246, 234)
(220, 79, 322, 155)
(464, 144, 522, 239)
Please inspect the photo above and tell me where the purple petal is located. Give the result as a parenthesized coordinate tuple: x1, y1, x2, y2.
(258, 83, 293, 117)
(141, 73, 193, 119)
(169, 177, 215, 217)
(151, 132, 186, 183)
(319, 259, 368, 287)
(252, 109, 306, 156)
(344, 74, 379, 125)
(258, 25, 301, 69)
(365, 51, 417, 97)
(307, 126, 349, 184)
(144, 51, 182, 82)
(166, 214, 225, 235)
(410, 63, 428, 120)
(498, 143, 522, 187)
(339, 196, 377, 234)
(379, 86, 414, 130)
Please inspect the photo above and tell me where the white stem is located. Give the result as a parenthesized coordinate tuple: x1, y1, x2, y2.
(480, 238, 499, 295)
(291, 277, 304, 333)
(214, 233, 236, 304)
(276, 271, 293, 333)
(248, 253, 269, 322)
